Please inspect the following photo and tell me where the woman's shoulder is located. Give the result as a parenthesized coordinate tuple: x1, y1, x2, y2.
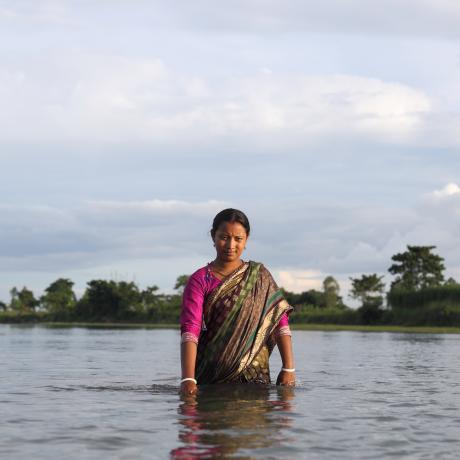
(189, 265, 210, 282)
(190, 265, 209, 277)
(188, 263, 218, 286)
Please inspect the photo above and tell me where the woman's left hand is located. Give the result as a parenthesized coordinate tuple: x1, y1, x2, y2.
(276, 370, 296, 386)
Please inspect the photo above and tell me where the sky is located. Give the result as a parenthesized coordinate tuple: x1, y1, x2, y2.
(1, 0, 460, 305)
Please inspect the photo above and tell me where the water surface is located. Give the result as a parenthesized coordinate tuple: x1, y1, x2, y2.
(1, 325, 460, 459)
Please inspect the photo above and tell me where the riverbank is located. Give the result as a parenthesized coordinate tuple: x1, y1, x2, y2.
(4, 321, 460, 334)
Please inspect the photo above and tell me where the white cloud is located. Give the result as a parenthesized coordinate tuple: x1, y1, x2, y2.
(0, 54, 435, 147)
(430, 182, 460, 199)
(275, 269, 324, 292)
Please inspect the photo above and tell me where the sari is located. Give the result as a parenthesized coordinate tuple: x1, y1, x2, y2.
(195, 261, 293, 385)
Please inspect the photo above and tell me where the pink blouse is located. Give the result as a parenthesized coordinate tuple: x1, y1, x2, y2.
(180, 263, 291, 344)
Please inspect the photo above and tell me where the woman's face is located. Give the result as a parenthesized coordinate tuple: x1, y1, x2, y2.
(213, 221, 248, 263)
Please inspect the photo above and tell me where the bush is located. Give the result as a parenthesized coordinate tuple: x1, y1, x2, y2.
(388, 285, 460, 309)
(389, 302, 460, 326)
(357, 303, 383, 325)
(289, 306, 359, 324)
(0, 310, 48, 323)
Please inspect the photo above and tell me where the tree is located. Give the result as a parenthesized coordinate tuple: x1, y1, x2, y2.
(9, 287, 39, 311)
(0, 301, 7, 312)
(40, 278, 76, 317)
(141, 285, 160, 317)
(349, 274, 385, 308)
(445, 277, 459, 286)
(323, 276, 340, 308)
(9, 287, 20, 310)
(76, 280, 142, 321)
(174, 275, 190, 294)
(388, 245, 445, 291)
(350, 274, 386, 325)
(141, 285, 159, 305)
(282, 288, 329, 309)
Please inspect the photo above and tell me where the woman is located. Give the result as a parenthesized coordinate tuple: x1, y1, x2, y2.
(180, 208, 296, 395)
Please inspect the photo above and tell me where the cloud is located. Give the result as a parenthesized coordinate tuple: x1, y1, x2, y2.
(4, 1, 460, 39)
(158, 0, 460, 39)
(422, 183, 460, 226)
(0, 1, 72, 25)
(82, 199, 227, 227)
(2, 185, 459, 280)
(0, 199, 227, 271)
(1, 184, 460, 301)
(0, 6, 19, 20)
(429, 182, 460, 199)
(0, 53, 436, 148)
(275, 269, 324, 292)
(251, 183, 460, 289)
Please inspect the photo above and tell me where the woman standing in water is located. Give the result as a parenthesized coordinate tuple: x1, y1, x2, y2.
(180, 209, 295, 395)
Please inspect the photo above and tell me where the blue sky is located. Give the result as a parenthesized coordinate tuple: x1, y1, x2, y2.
(1, 0, 460, 304)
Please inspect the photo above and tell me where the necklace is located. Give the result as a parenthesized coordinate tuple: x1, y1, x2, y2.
(211, 261, 244, 278)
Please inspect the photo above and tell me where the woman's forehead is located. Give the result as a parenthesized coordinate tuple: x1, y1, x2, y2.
(216, 221, 247, 235)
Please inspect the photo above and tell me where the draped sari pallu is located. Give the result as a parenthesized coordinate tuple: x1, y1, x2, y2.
(196, 261, 293, 385)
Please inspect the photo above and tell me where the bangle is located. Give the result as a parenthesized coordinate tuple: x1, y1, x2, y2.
(180, 377, 197, 384)
(281, 368, 295, 373)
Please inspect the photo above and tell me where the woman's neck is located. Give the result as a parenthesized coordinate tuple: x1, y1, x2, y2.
(211, 259, 244, 277)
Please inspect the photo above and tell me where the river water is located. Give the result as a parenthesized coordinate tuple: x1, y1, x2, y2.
(1, 325, 460, 459)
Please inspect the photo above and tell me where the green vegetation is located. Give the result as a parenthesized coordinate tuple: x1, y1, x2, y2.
(2, 245, 460, 330)
(389, 245, 445, 291)
(0, 276, 183, 325)
(349, 274, 386, 324)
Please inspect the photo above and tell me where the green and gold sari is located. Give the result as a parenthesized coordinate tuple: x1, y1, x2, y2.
(196, 261, 292, 384)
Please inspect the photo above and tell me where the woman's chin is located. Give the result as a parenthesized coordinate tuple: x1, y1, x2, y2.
(219, 254, 238, 262)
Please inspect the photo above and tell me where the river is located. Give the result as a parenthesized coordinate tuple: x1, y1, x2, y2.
(1, 325, 460, 459)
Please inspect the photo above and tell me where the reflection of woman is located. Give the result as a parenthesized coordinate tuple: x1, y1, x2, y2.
(180, 209, 296, 395)
(171, 384, 295, 459)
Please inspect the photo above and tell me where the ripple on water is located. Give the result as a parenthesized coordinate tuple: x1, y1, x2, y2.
(3, 326, 460, 459)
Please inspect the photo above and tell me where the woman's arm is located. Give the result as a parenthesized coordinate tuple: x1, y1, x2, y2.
(180, 341, 198, 395)
(179, 273, 206, 395)
(276, 334, 296, 386)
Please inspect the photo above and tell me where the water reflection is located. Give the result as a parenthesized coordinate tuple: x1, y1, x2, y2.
(171, 384, 295, 459)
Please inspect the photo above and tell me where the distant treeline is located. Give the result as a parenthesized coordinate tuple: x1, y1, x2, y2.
(1, 245, 460, 326)
(0, 279, 182, 324)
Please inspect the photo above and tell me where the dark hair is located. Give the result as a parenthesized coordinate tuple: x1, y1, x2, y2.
(211, 208, 250, 238)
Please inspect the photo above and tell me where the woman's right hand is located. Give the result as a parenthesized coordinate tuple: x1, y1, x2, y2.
(180, 380, 198, 396)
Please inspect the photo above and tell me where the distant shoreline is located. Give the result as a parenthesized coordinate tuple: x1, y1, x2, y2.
(3, 321, 460, 334)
